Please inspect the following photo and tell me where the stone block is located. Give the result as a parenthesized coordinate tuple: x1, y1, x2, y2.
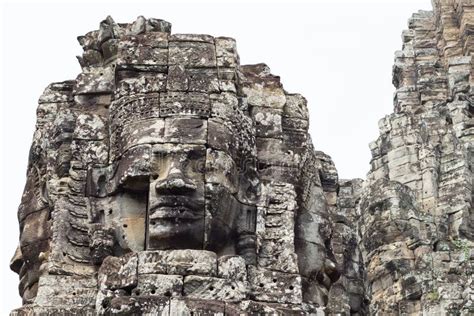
(247, 266, 302, 304)
(169, 41, 217, 67)
(217, 255, 247, 281)
(169, 298, 227, 315)
(166, 250, 217, 276)
(251, 106, 283, 138)
(99, 254, 138, 291)
(183, 275, 246, 301)
(35, 275, 97, 307)
(107, 296, 170, 315)
(117, 44, 168, 67)
(215, 37, 238, 68)
(138, 251, 167, 274)
(283, 94, 308, 119)
(133, 274, 183, 297)
(187, 68, 220, 93)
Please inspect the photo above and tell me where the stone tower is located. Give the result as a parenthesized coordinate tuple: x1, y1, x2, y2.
(9, 1, 474, 315)
(9, 16, 349, 315)
(359, 0, 474, 314)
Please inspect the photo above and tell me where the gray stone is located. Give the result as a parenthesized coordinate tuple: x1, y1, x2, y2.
(10, 6, 474, 315)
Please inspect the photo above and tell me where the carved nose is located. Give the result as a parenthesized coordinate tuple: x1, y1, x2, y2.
(10, 245, 23, 274)
(155, 167, 197, 194)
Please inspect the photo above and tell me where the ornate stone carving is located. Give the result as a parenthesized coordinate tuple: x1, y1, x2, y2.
(10, 16, 341, 315)
(9, 1, 474, 314)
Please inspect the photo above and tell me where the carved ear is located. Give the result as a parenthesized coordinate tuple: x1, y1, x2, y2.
(236, 157, 260, 205)
(86, 166, 110, 197)
(89, 224, 115, 264)
(236, 204, 257, 265)
(30, 165, 50, 205)
(204, 184, 241, 252)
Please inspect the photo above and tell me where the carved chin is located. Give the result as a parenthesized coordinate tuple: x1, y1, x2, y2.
(148, 217, 204, 250)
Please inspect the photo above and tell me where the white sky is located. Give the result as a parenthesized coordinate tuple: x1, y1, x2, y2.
(1, 0, 431, 313)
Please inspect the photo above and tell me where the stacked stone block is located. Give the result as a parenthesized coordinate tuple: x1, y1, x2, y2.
(362, 1, 474, 314)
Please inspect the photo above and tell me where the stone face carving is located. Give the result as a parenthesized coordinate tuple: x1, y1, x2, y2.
(10, 16, 341, 315)
(9, 0, 474, 314)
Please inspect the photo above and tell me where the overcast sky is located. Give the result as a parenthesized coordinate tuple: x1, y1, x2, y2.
(1, 0, 432, 313)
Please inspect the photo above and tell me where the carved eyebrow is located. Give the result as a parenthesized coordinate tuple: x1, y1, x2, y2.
(151, 150, 206, 164)
(152, 145, 206, 155)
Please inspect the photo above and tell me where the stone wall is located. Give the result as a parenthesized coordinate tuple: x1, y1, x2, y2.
(360, 0, 474, 314)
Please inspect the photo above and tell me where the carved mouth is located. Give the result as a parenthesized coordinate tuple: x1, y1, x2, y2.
(149, 196, 203, 221)
(149, 206, 198, 221)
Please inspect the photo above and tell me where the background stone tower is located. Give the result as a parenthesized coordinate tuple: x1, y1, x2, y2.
(358, 0, 474, 314)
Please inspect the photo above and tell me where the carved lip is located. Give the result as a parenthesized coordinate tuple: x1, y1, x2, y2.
(18, 263, 27, 280)
(149, 196, 203, 221)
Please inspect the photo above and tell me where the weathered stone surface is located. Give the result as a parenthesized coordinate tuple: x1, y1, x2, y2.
(133, 274, 183, 297)
(358, 2, 474, 314)
(217, 255, 247, 281)
(10, 5, 474, 315)
(248, 266, 302, 304)
(10, 15, 340, 314)
(183, 275, 246, 301)
(165, 250, 217, 276)
(169, 298, 226, 315)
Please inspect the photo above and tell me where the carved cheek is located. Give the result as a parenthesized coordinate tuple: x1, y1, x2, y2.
(107, 192, 147, 252)
(19, 209, 50, 248)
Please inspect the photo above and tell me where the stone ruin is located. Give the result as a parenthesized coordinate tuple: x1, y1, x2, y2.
(8, 1, 474, 315)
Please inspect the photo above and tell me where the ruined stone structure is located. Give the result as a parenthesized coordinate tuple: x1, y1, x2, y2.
(8, 1, 474, 315)
(359, 1, 474, 314)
